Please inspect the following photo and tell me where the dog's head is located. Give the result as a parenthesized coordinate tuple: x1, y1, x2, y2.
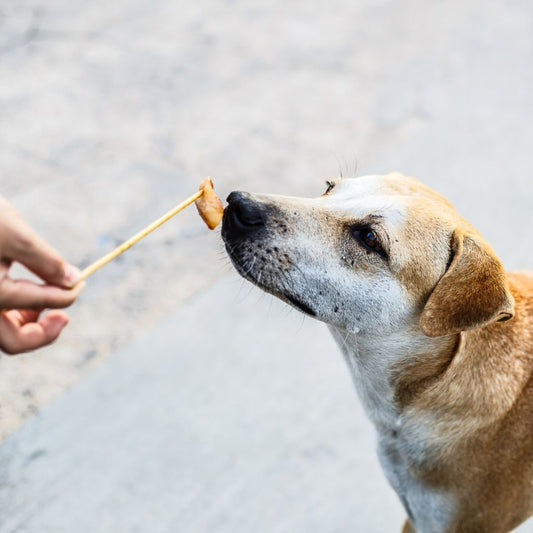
(222, 173, 514, 337)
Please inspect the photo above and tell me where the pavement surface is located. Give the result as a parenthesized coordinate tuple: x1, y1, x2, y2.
(0, 276, 404, 533)
(0, 0, 532, 531)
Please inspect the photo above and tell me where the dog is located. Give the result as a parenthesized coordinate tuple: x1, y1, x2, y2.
(221, 172, 533, 533)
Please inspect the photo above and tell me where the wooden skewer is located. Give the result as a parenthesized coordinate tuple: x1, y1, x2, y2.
(79, 189, 204, 281)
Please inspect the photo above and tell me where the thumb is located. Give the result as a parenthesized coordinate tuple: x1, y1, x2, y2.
(0, 310, 70, 355)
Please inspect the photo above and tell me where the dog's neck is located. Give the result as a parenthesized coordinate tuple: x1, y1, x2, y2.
(328, 325, 458, 431)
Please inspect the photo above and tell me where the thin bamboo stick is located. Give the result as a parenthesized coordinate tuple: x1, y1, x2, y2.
(79, 189, 204, 281)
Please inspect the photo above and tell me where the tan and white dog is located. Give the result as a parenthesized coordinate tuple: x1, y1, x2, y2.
(221, 173, 533, 533)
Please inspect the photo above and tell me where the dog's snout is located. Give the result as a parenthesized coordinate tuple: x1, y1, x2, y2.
(224, 191, 265, 232)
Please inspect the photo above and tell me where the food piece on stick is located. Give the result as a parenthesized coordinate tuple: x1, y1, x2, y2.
(196, 177, 224, 230)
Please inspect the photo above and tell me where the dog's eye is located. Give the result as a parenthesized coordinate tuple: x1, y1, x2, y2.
(324, 181, 336, 195)
(351, 226, 387, 258)
(362, 229, 378, 249)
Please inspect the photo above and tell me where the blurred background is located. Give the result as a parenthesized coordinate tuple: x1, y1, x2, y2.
(0, 0, 532, 531)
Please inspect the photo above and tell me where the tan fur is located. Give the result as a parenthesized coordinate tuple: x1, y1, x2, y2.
(330, 181, 533, 531)
(402, 519, 416, 533)
(394, 270, 533, 532)
(384, 180, 533, 531)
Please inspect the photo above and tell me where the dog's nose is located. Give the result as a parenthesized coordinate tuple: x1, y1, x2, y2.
(224, 191, 265, 231)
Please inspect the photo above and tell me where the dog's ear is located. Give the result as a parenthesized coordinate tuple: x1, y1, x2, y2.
(420, 231, 514, 337)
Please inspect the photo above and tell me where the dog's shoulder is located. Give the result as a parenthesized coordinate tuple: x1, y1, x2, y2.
(508, 270, 533, 308)
(487, 271, 533, 359)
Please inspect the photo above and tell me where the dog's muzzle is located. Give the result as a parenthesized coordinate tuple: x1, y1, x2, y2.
(222, 191, 319, 318)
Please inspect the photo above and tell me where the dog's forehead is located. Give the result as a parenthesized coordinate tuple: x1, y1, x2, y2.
(321, 174, 455, 226)
(322, 175, 409, 222)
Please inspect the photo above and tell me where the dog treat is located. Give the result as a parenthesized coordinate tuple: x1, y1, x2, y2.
(79, 178, 222, 282)
(195, 177, 224, 230)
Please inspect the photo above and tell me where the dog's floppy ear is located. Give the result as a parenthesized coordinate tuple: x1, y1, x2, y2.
(420, 231, 514, 337)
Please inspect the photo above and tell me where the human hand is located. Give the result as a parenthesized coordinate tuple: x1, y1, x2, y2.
(0, 195, 84, 354)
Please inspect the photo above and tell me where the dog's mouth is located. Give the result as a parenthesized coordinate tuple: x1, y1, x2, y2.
(224, 240, 317, 318)
(226, 246, 258, 283)
(283, 294, 317, 317)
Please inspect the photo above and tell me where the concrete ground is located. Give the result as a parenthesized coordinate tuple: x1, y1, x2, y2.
(0, 0, 532, 531)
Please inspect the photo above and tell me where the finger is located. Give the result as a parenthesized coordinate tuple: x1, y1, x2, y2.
(4, 224, 80, 288)
(0, 309, 69, 355)
(0, 278, 85, 310)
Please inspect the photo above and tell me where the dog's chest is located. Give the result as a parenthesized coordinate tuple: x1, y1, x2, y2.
(329, 327, 455, 531)
(377, 428, 454, 532)
(355, 374, 454, 531)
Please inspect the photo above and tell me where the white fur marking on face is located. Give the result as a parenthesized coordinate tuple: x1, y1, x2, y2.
(247, 184, 414, 334)
(321, 177, 408, 229)
(279, 228, 412, 333)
